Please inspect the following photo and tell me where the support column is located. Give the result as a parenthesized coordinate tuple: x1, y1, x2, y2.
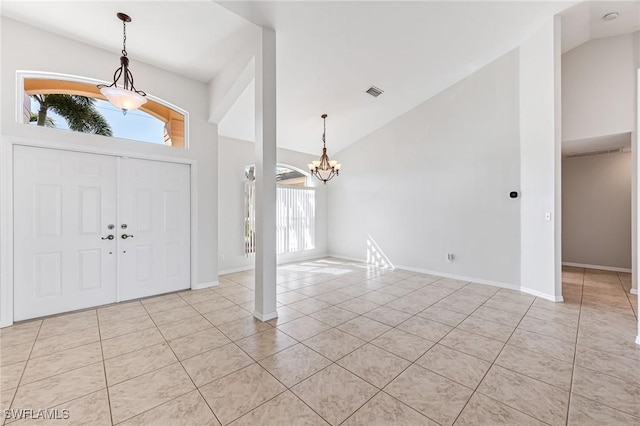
(254, 28, 278, 321)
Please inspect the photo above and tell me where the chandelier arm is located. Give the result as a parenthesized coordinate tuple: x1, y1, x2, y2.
(97, 12, 147, 113)
(125, 68, 137, 91)
(123, 69, 147, 96)
(97, 67, 123, 89)
(113, 67, 123, 87)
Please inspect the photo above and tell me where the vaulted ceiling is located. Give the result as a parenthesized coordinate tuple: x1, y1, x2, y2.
(0, 1, 259, 82)
(2, 1, 636, 155)
(217, 1, 577, 154)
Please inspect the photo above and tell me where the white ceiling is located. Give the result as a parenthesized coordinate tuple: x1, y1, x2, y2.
(561, 0, 640, 53)
(5, 1, 633, 156)
(0, 0, 259, 82)
(218, 0, 577, 154)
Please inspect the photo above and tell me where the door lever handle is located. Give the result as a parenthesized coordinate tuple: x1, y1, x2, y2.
(101, 235, 115, 240)
(121, 234, 134, 239)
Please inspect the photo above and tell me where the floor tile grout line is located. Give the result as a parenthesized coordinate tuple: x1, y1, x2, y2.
(112, 386, 200, 425)
(244, 264, 632, 424)
(200, 333, 334, 425)
(572, 340, 640, 365)
(96, 310, 116, 426)
(26, 320, 99, 349)
(466, 391, 555, 426)
(5, 260, 636, 425)
(616, 271, 638, 321)
(11, 316, 110, 425)
(340, 277, 484, 423)
(286, 360, 369, 426)
(566, 388, 640, 420)
(339, 390, 441, 426)
(221, 388, 292, 425)
(334, 389, 384, 426)
(4, 317, 44, 422)
(137, 299, 225, 426)
(566, 268, 583, 425)
(221, 327, 337, 425)
(292, 280, 510, 424)
(449, 288, 549, 425)
(21, 341, 108, 388)
(241, 313, 389, 426)
(566, 267, 584, 425)
(8, 369, 110, 422)
(572, 361, 640, 391)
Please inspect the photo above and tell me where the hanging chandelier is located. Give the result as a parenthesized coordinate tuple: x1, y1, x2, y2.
(97, 13, 147, 115)
(308, 114, 341, 184)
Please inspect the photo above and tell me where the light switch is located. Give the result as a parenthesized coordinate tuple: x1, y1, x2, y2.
(545, 212, 551, 221)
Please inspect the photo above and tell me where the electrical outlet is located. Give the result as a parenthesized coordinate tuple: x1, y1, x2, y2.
(446, 253, 454, 262)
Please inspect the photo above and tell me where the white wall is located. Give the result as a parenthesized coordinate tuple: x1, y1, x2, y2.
(0, 18, 219, 325)
(519, 18, 562, 301)
(562, 32, 638, 142)
(218, 136, 328, 274)
(562, 152, 632, 270)
(327, 50, 521, 287)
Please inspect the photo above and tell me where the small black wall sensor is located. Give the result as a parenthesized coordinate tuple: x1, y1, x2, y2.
(509, 191, 519, 199)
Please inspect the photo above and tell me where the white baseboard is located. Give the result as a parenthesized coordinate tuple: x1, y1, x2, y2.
(631, 288, 638, 295)
(191, 280, 219, 290)
(219, 253, 331, 277)
(330, 254, 521, 291)
(395, 263, 522, 292)
(254, 310, 278, 321)
(562, 262, 632, 273)
(326, 253, 372, 264)
(520, 286, 563, 302)
(278, 252, 332, 265)
(329, 254, 567, 302)
(218, 265, 256, 276)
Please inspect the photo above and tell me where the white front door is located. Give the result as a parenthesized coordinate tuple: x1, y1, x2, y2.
(13, 147, 192, 321)
(118, 158, 191, 301)
(13, 146, 118, 321)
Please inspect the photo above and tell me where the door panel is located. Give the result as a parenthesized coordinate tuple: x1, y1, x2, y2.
(118, 158, 190, 301)
(14, 146, 118, 320)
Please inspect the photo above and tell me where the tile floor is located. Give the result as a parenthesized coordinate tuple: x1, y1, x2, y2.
(1, 258, 639, 425)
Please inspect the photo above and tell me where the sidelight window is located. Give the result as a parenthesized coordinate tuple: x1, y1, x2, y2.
(244, 165, 316, 256)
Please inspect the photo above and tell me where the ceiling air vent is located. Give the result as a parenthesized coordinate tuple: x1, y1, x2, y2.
(365, 86, 384, 97)
(565, 148, 624, 158)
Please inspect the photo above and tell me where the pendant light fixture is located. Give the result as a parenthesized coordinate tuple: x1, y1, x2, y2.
(97, 12, 147, 115)
(308, 114, 341, 184)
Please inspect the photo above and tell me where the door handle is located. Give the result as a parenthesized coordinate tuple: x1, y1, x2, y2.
(101, 235, 115, 240)
(121, 234, 134, 239)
